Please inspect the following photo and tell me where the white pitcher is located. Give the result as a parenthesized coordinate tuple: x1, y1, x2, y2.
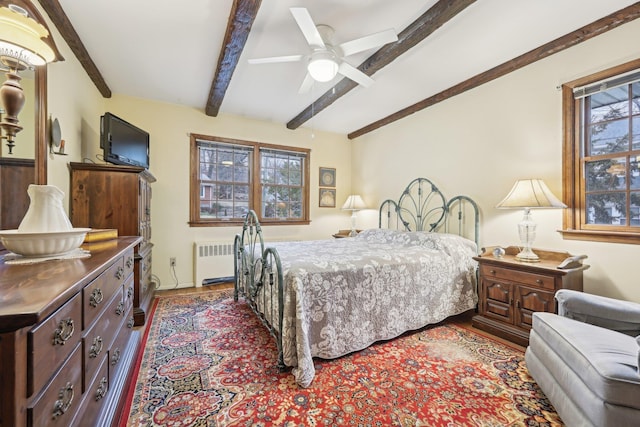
(18, 185, 73, 232)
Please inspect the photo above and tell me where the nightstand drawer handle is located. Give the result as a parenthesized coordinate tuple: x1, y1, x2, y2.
(536, 279, 543, 284)
(489, 269, 496, 274)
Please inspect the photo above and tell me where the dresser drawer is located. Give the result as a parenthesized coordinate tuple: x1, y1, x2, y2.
(84, 256, 125, 328)
(123, 248, 135, 282)
(480, 264, 555, 290)
(28, 343, 82, 427)
(29, 293, 82, 396)
(83, 288, 126, 391)
(71, 352, 109, 427)
(109, 304, 134, 383)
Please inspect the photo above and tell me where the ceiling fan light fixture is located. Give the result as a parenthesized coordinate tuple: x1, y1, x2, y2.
(307, 50, 338, 82)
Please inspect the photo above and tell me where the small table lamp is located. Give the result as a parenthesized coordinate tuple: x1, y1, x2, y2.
(342, 194, 366, 237)
(496, 179, 566, 262)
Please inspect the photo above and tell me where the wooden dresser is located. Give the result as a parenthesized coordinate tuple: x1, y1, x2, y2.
(0, 237, 142, 426)
(472, 246, 589, 346)
(69, 162, 156, 326)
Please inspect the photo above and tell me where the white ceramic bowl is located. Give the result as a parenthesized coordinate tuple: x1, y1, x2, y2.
(0, 228, 91, 257)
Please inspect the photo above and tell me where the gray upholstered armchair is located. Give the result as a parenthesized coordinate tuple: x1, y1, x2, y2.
(525, 289, 640, 427)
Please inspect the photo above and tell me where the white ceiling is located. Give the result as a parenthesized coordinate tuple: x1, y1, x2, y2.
(57, 0, 638, 136)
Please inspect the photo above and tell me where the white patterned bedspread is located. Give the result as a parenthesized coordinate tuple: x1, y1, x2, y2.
(263, 228, 478, 387)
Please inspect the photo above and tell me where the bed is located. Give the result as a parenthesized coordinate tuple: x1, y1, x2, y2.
(233, 177, 480, 387)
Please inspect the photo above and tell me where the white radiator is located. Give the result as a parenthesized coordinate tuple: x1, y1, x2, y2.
(193, 241, 235, 287)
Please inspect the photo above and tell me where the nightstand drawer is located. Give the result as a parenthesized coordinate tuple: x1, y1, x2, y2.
(480, 265, 555, 290)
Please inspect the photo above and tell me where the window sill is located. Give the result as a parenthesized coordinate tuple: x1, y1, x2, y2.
(559, 229, 640, 245)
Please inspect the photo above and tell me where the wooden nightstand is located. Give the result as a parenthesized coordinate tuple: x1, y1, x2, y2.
(472, 246, 589, 346)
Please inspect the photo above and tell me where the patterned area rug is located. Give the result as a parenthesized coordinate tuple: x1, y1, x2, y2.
(122, 289, 562, 426)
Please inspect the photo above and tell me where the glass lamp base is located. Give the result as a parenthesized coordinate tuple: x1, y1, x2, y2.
(516, 247, 540, 262)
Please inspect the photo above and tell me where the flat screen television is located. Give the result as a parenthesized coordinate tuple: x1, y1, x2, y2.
(100, 112, 150, 169)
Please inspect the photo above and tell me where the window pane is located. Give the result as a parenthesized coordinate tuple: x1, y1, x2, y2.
(632, 82, 640, 114)
(633, 116, 640, 151)
(631, 192, 640, 225)
(586, 192, 626, 225)
(586, 158, 626, 191)
(589, 118, 629, 155)
(632, 157, 640, 190)
(590, 87, 629, 122)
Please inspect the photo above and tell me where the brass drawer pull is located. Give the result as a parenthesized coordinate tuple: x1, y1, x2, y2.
(111, 348, 121, 366)
(126, 257, 134, 269)
(115, 266, 125, 280)
(127, 318, 135, 328)
(89, 336, 103, 358)
(52, 319, 74, 346)
(116, 301, 125, 316)
(95, 377, 108, 401)
(52, 382, 74, 419)
(127, 285, 134, 299)
(89, 288, 104, 307)
(489, 269, 496, 274)
(536, 279, 543, 284)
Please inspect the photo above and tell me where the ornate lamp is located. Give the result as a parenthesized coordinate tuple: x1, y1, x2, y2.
(341, 194, 366, 237)
(496, 179, 566, 262)
(0, 0, 62, 153)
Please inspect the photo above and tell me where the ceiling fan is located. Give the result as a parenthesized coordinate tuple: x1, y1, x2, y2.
(248, 7, 398, 93)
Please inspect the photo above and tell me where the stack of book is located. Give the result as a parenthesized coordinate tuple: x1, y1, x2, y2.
(82, 228, 118, 251)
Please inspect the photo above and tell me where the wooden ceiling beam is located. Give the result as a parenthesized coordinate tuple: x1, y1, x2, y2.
(38, 0, 111, 98)
(348, 2, 640, 140)
(205, 0, 262, 116)
(286, 0, 477, 130)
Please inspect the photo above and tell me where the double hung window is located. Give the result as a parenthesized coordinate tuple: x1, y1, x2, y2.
(562, 60, 640, 243)
(190, 134, 310, 226)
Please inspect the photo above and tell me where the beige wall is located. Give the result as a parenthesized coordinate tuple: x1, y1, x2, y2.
(352, 19, 640, 302)
(94, 96, 352, 288)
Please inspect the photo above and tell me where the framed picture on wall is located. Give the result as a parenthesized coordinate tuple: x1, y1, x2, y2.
(319, 167, 336, 187)
(319, 188, 336, 207)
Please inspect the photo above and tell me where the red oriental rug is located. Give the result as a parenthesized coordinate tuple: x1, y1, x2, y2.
(121, 289, 562, 426)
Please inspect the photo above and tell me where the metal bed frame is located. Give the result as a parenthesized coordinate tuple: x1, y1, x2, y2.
(234, 177, 480, 371)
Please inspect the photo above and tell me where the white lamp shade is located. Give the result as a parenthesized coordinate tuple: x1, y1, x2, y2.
(341, 195, 366, 211)
(496, 179, 566, 209)
(0, 5, 56, 66)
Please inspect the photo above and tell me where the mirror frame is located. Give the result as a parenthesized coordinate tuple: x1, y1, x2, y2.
(35, 66, 47, 184)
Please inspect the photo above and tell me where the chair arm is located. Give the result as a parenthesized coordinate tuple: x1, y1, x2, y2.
(556, 289, 640, 337)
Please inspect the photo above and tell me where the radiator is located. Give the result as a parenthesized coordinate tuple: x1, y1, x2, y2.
(193, 241, 235, 287)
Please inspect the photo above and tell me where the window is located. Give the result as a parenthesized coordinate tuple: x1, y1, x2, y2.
(189, 134, 310, 226)
(561, 59, 640, 244)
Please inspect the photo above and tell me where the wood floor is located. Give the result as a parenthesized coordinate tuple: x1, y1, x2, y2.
(155, 283, 525, 352)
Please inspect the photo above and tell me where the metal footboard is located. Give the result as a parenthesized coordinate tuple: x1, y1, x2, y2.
(233, 210, 286, 371)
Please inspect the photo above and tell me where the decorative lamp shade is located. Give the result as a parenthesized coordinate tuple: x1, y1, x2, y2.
(496, 179, 566, 263)
(496, 179, 566, 209)
(0, 3, 59, 67)
(341, 194, 367, 211)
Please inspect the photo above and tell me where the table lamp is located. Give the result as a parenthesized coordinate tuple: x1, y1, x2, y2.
(341, 194, 366, 237)
(496, 179, 566, 262)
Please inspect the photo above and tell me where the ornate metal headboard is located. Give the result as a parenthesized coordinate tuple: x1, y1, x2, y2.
(378, 177, 480, 249)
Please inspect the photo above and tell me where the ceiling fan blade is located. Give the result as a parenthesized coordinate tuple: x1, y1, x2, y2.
(298, 73, 315, 94)
(338, 29, 398, 57)
(338, 62, 374, 88)
(290, 7, 325, 48)
(248, 55, 303, 65)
